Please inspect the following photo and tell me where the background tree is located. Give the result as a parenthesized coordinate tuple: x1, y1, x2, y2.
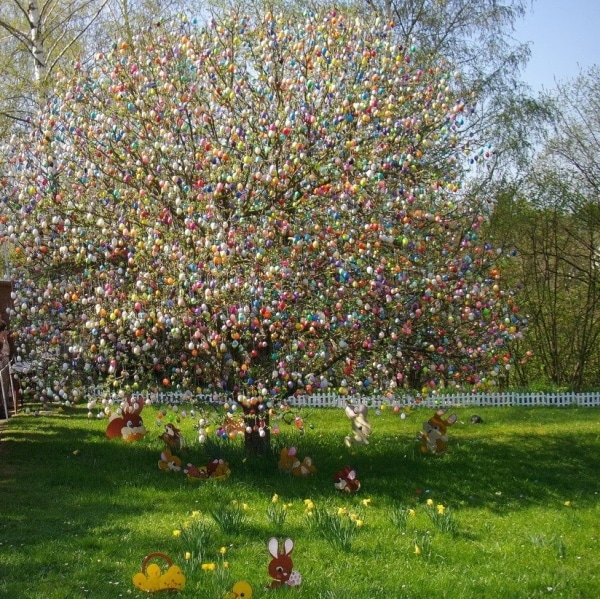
(0, 0, 111, 103)
(0, 0, 187, 163)
(488, 67, 600, 390)
(5, 10, 521, 412)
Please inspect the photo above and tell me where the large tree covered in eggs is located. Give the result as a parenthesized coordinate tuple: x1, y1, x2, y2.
(5, 10, 521, 408)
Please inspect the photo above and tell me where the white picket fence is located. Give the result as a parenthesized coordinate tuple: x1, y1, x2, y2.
(106, 389, 600, 409)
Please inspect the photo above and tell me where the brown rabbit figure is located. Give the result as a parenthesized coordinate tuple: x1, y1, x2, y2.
(106, 396, 147, 441)
(267, 537, 302, 588)
(418, 409, 457, 454)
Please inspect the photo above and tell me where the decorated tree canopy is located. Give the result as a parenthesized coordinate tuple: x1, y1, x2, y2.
(2, 10, 521, 405)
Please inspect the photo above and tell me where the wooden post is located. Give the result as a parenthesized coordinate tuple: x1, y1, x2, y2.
(0, 280, 16, 417)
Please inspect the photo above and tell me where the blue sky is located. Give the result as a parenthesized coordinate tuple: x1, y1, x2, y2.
(513, 0, 600, 92)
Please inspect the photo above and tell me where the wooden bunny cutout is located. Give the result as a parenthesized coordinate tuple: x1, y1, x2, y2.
(106, 397, 147, 441)
(418, 409, 457, 454)
(267, 537, 302, 588)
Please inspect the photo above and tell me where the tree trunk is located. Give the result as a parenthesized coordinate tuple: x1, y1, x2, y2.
(241, 404, 271, 454)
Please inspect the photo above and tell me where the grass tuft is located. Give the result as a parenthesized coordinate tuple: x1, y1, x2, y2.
(424, 500, 459, 535)
(306, 505, 364, 551)
(388, 504, 414, 531)
(209, 501, 248, 535)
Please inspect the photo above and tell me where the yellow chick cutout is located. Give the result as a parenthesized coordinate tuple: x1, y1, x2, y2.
(132, 553, 186, 593)
(225, 581, 253, 598)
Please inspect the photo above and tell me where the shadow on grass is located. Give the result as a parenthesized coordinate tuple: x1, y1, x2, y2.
(325, 428, 600, 509)
(1, 406, 599, 582)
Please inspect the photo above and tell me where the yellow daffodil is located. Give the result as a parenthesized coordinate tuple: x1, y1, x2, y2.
(220, 546, 227, 555)
(408, 509, 416, 517)
(349, 513, 358, 521)
(191, 510, 201, 518)
(272, 494, 279, 503)
(361, 498, 372, 507)
(284, 503, 293, 510)
(338, 507, 348, 516)
(426, 498, 434, 506)
(564, 501, 572, 507)
(355, 519, 364, 527)
(304, 499, 315, 510)
(414, 544, 422, 555)
(172, 529, 181, 537)
(223, 561, 229, 569)
(201, 563, 216, 571)
(185, 552, 191, 560)
(436, 504, 446, 515)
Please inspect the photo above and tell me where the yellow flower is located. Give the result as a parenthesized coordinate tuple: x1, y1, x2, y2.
(172, 529, 181, 537)
(272, 494, 279, 503)
(185, 552, 191, 560)
(355, 519, 364, 528)
(436, 504, 446, 515)
(304, 499, 315, 510)
(361, 498, 372, 507)
(284, 503, 293, 510)
(242, 503, 249, 511)
(223, 561, 229, 569)
(414, 544, 422, 555)
(349, 512, 358, 521)
(191, 510, 201, 518)
(220, 546, 227, 555)
(426, 498, 434, 506)
(564, 501, 572, 507)
(201, 563, 216, 571)
(338, 507, 348, 516)
(408, 509, 416, 517)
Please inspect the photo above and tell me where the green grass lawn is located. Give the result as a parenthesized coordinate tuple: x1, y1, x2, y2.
(1, 403, 599, 599)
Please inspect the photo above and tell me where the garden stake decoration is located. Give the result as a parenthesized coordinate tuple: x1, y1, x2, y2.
(344, 403, 371, 446)
(158, 448, 182, 472)
(225, 581, 253, 599)
(184, 458, 231, 481)
(291, 455, 317, 477)
(132, 552, 186, 593)
(418, 409, 458, 454)
(205, 457, 231, 480)
(278, 447, 317, 476)
(158, 422, 184, 451)
(333, 466, 361, 493)
(105, 396, 147, 441)
(267, 537, 302, 589)
(197, 417, 208, 444)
